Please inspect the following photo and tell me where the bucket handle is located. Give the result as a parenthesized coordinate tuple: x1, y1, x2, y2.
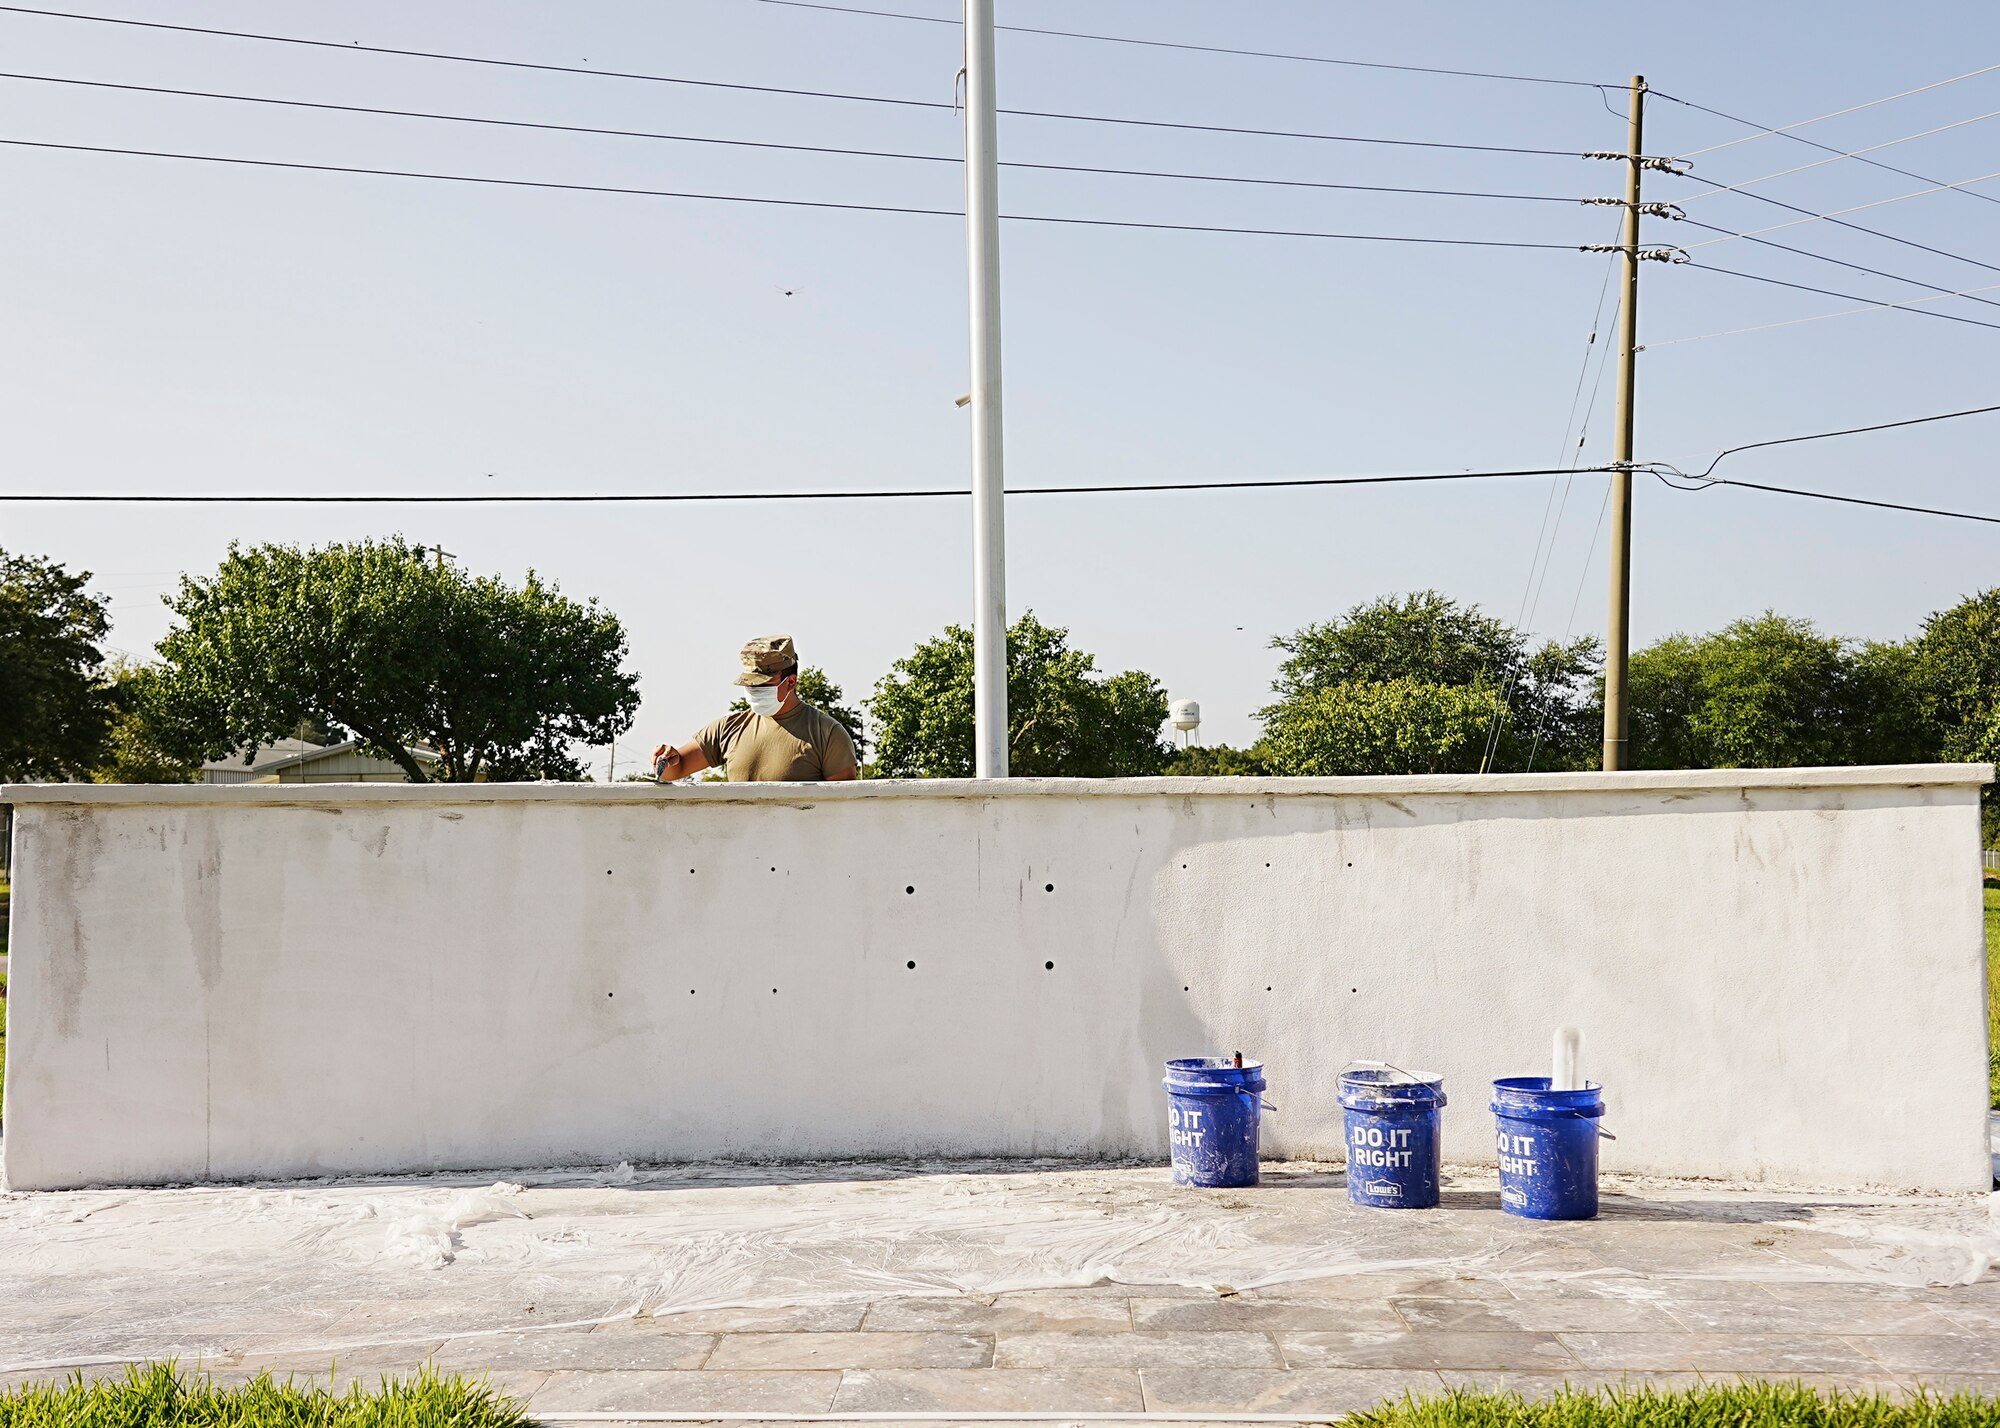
(1340, 1058, 1429, 1086)
(1239, 1089, 1278, 1114)
(1496, 1105, 1605, 1121)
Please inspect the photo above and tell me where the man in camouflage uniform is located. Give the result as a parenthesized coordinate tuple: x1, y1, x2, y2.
(652, 636, 859, 783)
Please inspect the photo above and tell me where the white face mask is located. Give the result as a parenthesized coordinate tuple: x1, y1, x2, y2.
(744, 684, 783, 717)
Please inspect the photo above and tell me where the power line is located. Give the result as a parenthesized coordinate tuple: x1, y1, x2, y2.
(1653, 403, 2000, 525)
(3, 464, 1624, 504)
(1660, 473, 2000, 526)
(746, 0, 1614, 90)
(1677, 106, 2000, 204)
(1481, 237, 1621, 772)
(1526, 474, 1613, 772)
(1644, 279, 2000, 348)
(0, 7, 1588, 158)
(1678, 218, 2000, 312)
(1682, 173, 2000, 277)
(0, 138, 1590, 250)
(1681, 402, 2000, 480)
(1679, 63, 2000, 158)
(0, 72, 1586, 206)
(1679, 260, 2000, 333)
(0, 464, 1619, 504)
(1654, 89, 2000, 209)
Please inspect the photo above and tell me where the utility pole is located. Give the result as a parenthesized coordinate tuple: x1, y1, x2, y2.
(1601, 74, 1646, 772)
(964, 0, 1009, 778)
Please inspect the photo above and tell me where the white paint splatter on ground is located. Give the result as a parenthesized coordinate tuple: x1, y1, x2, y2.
(0, 1161, 1993, 1373)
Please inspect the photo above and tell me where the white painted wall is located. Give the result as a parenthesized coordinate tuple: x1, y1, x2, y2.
(2, 768, 1990, 1192)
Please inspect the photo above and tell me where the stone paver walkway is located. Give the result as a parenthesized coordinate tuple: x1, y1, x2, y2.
(2, 1159, 1997, 1421)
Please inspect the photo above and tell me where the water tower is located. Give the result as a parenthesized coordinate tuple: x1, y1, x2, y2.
(1170, 698, 1202, 749)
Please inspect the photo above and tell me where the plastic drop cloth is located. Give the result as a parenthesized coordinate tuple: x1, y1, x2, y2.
(1, 1160, 1995, 1372)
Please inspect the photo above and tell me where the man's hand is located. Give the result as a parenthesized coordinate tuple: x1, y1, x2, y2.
(652, 740, 712, 782)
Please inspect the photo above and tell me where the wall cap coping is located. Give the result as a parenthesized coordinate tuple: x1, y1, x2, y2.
(2, 763, 1990, 806)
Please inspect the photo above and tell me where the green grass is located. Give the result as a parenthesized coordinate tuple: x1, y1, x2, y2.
(4, 1373, 1993, 1428)
(1, 875, 8, 1114)
(1348, 1382, 2000, 1428)
(1986, 884, 2000, 1109)
(0, 1362, 530, 1427)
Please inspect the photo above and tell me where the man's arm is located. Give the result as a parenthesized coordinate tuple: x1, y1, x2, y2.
(652, 741, 713, 782)
(820, 722, 860, 782)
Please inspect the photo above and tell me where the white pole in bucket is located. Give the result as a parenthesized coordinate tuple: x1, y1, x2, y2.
(1552, 1026, 1583, 1091)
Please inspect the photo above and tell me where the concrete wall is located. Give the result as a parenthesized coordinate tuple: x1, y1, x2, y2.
(1, 768, 1990, 1192)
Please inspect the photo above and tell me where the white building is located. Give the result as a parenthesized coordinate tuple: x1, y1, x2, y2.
(200, 739, 439, 784)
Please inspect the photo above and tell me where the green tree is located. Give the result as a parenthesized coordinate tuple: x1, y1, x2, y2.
(90, 660, 200, 784)
(1845, 638, 1935, 767)
(1164, 743, 1268, 777)
(731, 666, 866, 754)
(1271, 590, 1522, 695)
(152, 537, 639, 782)
(1258, 679, 1505, 776)
(1909, 590, 2000, 840)
(867, 612, 1170, 778)
(1262, 592, 1600, 772)
(1914, 590, 2000, 760)
(1627, 613, 1910, 770)
(0, 548, 111, 781)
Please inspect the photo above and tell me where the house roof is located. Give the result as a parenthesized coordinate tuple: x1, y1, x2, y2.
(200, 739, 323, 776)
(248, 739, 440, 776)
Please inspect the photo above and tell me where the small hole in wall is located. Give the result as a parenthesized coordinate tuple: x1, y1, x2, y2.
(689, 868, 696, 875)
(1183, 985, 1190, 992)
(1346, 862, 1353, 868)
(772, 988, 779, 994)
(1266, 986, 1272, 992)
(907, 960, 917, 970)
(1045, 960, 1055, 970)
(606, 992, 614, 998)
(1044, 883, 1055, 893)
(770, 866, 777, 873)
(906, 885, 916, 895)
(1351, 987, 1359, 994)
(605, 869, 613, 876)
(690, 988, 696, 995)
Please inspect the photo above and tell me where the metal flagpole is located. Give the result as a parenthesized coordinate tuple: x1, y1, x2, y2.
(964, 0, 1009, 778)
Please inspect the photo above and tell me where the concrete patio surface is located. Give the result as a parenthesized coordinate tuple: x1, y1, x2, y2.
(3, 1156, 1998, 1423)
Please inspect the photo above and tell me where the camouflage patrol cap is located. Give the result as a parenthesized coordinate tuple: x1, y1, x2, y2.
(734, 635, 798, 686)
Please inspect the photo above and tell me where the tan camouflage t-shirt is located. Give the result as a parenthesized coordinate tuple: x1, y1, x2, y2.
(694, 702, 859, 782)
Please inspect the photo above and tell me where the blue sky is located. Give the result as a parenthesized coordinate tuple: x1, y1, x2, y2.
(2, 1, 1996, 758)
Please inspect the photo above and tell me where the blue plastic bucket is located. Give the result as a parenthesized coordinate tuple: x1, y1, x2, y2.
(1491, 1077, 1605, 1220)
(1338, 1067, 1447, 1209)
(1162, 1058, 1267, 1188)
